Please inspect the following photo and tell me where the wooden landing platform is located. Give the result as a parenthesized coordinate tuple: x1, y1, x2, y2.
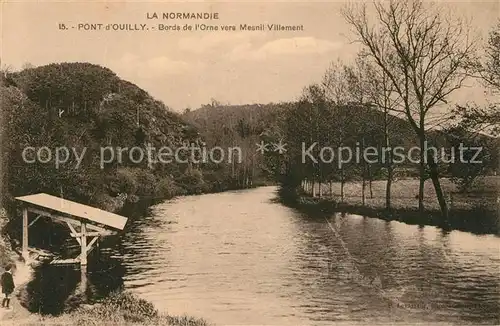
(15, 192, 128, 267)
(50, 258, 80, 265)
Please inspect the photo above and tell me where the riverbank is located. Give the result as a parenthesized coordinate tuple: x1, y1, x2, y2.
(30, 291, 210, 326)
(101, 179, 276, 216)
(0, 242, 211, 326)
(0, 210, 212, 325)
(0, 215, 37, 324)
(282, 177, 499, 234)
(1, 284, 210, 325)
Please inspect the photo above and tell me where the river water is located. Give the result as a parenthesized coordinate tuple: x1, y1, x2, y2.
(26, 186, 500, 324)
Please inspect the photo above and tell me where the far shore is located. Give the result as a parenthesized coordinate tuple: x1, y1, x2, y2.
(287, 176, 499, 235)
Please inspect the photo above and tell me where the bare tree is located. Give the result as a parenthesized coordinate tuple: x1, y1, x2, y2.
(343, 0, 477, 219)
(0, 60, 13, 78)
(357, 55, 403, 210)
(22, 62, 35, 70)
(322, 62, 360, 201)
(480, 21, 500, 91)
(456, 21, 500, 136)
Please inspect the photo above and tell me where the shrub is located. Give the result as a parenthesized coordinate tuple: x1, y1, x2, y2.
(134, 170, 157, 197)
(178, 170, 208, 194)
(73, 291, 158, 324)
(155, 176, 182, 199)
(115, 168, 139, 195)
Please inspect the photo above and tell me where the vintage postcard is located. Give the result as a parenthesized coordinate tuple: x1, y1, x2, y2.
(0, 0, 499, 325)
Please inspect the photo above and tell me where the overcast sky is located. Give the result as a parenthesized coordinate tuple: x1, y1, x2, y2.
(2, 0, 498, 112)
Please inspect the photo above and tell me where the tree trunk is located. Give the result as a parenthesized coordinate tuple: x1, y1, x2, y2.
(362, 170, 366, 205)
(318, 166, 322, 198)
(369, 178, 373, 199)
(384, 106, 392, 210)
(340, 168, 345, 202)
(368, 165, 373, 199)
(362, 138, 366, 205)
(231, 153, 235, 178)
(243, 166, 247, 188)
(386, 164, 393, 211)
(418, 135, 426, 214)
(362, 182, 366, 205)
(427, 151, 449, 221)
(251, 163, 255, 187)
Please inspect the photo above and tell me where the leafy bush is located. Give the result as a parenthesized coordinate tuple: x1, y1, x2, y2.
(134, 169, 157, 197)
(72, 291, 157, 324)
(156, 176, 184, 199)
(178, 170, 208, 194)
(115, 168, 140, 195)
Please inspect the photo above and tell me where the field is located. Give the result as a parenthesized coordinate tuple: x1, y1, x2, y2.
(298, 176, 499, 234)
(316, 176, 499, 211)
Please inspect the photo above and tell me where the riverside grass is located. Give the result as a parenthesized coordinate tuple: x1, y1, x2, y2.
(40, 291, 211, 326)
(3, 290, 211, 326)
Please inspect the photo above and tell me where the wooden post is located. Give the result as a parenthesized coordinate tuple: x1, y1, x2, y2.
(80, 264, 87, 293)
(80, 222, 87, 266)
(447, 193, 453, 215)
(22, 207, 28, 260)
(496, 196, 500, 231)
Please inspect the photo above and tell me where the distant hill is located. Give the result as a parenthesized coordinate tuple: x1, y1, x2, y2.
(183, 103, 288, 186)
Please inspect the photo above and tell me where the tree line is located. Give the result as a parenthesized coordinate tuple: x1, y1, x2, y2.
(262, 0, 499, 220)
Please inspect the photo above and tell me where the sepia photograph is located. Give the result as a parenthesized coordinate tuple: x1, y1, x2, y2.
(0, 0, 499, 325)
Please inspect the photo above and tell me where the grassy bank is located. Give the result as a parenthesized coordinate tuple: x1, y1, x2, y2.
(35, 291, 210, 326)
(1, 288, 210, 325)
(286, 177, 499, 234)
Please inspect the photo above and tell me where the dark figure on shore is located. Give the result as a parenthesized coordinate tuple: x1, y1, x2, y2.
(1, 264, 14, 308)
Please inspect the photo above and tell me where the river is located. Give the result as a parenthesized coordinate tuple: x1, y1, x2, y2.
(25, 186, 500, 324)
